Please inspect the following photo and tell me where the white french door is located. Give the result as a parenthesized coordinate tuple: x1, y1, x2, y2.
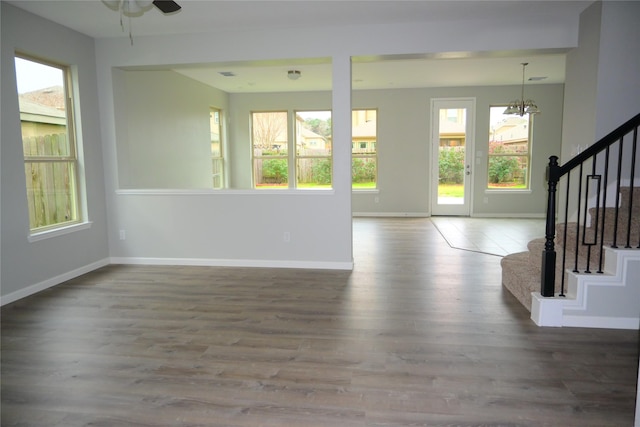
(430, 98, 475, 216)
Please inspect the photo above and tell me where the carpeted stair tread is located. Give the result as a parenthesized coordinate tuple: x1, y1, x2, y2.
(501, 186, 638, 312)
(501, 251, 540, 312)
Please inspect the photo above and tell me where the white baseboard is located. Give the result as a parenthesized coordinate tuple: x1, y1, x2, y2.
(563, 315, 640, 330)
(0, 258, 111, 306)
(110, 257, 354, 271)
(353, 212, 429, 217)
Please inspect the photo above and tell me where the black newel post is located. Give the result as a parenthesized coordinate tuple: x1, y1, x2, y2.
(541, 156, 559, 297)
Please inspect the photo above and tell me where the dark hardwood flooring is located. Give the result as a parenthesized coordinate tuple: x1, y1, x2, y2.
(2, 218, 638, 426)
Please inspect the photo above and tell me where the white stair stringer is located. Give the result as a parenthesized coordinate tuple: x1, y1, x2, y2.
(531, 247, 640, 329)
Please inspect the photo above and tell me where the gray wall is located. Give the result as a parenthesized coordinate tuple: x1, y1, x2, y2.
(113, 69, 564, 217)
(114, 69, 230, 189)
(352, 85, 564, 217)
(1, 3, 110, 301)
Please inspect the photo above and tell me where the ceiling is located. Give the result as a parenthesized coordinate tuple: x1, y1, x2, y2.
(7, 0, 592, 93)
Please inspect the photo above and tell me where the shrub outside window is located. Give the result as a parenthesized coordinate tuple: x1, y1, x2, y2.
(295, 111, 332, 188)
(15, 54, 80, 232)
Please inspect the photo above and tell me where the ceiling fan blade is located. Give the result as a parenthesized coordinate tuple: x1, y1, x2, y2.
(152, 0, 181, 14)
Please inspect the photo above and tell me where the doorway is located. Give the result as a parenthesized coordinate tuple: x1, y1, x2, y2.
(430, 98, 475, 216)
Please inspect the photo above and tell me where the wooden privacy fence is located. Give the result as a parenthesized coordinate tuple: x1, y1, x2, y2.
(22, 133, 76, 229)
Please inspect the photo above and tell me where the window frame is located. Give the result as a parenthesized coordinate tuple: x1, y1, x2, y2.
(294, 110, 333, 189)
(251, 110, 290, 189)
(16, 53, 82, 234)
(351, 109, 378, 190)
(210, 107, 225, 189)
(487, 106, 533, 191)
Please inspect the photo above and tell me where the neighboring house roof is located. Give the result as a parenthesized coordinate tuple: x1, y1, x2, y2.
(300, 126, 325, 140)
(18, 99, 66, 126)
(19, 86, 65, 109)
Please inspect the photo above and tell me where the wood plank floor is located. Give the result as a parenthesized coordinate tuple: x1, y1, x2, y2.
(2, 218, 638, 426)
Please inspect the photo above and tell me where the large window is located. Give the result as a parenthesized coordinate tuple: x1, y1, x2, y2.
(488, 106, 532, 190)
(252, 111, 289, 188)
(210, 107, 224, 189)
(295, 111, 332, 188)
(352, 109, 377, 189)
(15, 55, 80, 232)
(251, 110, 333, 189)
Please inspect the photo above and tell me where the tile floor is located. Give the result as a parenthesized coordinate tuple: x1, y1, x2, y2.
(429, 216, 546, 256)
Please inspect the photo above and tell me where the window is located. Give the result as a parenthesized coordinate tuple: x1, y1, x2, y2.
(488, 106, 532, 190)
(15, 55, 80, 232)
(295, 111, 332, 188)
(210, 107, 224, 188)
(252, 111, 289, 188)
(352, 109, 377, 189)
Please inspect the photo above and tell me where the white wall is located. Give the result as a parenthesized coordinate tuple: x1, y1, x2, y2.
(93, 9, 579, 269)
(352, 85, 564, 217)
(113, 70, 564, 220)
(561, 1, 601, 163)
(563, 0, 640, 153)
(594, 1, 640, 138)
(114, 69, 230, 189)
(1, 3, 110, 301)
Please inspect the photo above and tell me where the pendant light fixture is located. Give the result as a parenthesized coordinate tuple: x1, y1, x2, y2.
(504, 62, 541, 116)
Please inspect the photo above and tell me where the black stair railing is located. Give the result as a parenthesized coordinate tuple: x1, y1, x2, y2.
(542, 112, 640, 297)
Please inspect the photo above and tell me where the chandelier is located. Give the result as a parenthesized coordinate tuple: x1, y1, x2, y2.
(503, 62, 541, 116)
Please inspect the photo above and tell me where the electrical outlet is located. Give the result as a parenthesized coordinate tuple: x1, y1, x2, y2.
(283, 231, 290, 242)
(119, 230, 126, 240)
(374, 196, 380, 203)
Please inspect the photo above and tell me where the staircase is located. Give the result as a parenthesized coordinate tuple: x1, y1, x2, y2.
(501, 188, 640, 328)
(501, 113, 640, 329)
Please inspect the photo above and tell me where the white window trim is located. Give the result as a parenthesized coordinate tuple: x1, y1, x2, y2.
(28, 221, 93, 243)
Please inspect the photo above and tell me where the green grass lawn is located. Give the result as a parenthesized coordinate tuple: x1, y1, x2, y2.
(438, 184, 464, 198)
(439, 182, 526, 197)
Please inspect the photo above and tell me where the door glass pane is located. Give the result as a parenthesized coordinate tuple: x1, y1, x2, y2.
(437, 108, 466, 205)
